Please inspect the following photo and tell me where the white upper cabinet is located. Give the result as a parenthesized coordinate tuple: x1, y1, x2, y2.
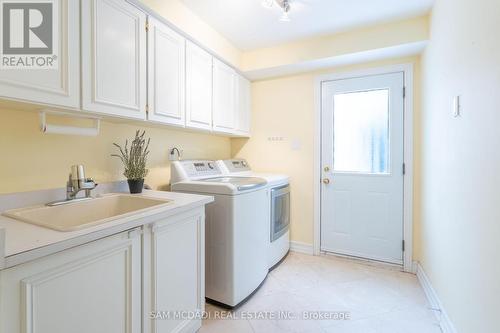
(212, 58, 236, 133)
(0, 0, 250, 137)
(236, 75, 251, 136)
(0, 0, 80, 108)
(147, 17, 186, 126)
(82, 0, 147, 119)
(185, 41, 213, 131)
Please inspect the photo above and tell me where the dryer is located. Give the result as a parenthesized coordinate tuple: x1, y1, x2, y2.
(170, 160, 269, 308)
(217, 159, 290, 269)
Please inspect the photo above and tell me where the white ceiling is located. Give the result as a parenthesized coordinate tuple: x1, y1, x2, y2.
(180, 0, 434, 51)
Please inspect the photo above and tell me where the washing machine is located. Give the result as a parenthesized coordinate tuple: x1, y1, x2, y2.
(217, 159, 290, 269)
(170, 160, 269, 308)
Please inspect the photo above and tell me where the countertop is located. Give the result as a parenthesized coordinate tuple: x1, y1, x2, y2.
(0, 190, 213, 269)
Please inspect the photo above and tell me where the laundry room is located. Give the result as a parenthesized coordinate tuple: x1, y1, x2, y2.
(0, 1, 498, 333)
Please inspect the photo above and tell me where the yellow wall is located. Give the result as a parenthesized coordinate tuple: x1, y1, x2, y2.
(0, 0, 243, 195)
(232, 56, 422, 251)
(141, 0, 241, 67)
(241, 16, 428, 72)
(0, 109, 231, 194)
(419, 0, 500, 331)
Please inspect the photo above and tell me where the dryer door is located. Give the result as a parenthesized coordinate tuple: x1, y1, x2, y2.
(271, 185, 290, 242)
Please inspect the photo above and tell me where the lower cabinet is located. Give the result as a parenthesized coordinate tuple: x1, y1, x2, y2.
(143, 207, 205, 333)
(0, 229, 142, 333)
(0, 208, 205, 333)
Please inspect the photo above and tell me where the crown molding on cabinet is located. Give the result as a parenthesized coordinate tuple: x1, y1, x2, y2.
(126, 0, 249, 80)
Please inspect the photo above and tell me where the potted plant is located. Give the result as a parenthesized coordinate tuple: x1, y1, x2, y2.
(112, 130, 151, 194)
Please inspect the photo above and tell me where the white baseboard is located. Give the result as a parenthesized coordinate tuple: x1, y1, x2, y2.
(290, 241, 314, 255)
(416, 262, 457, 333)
(411, 260, 418, 274)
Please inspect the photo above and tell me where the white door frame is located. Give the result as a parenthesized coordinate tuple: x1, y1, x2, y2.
(313, 64, 414, 273)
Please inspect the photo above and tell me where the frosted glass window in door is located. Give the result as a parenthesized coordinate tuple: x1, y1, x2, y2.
(333, 89, 390, 174)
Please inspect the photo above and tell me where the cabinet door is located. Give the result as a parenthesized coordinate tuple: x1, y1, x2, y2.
(236, 75, 251, 136)
(147, 17, 186, 126)
(0, 0, 80, 108)
(82, 0, 147, 119)
(185, 41, 213, 131)
(144, 209, 205, 333)
(0, 230, 142, 333)
(212, 58, 236, 133)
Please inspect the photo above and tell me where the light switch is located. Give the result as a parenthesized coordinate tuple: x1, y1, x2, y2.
(453, 95, 461, 117)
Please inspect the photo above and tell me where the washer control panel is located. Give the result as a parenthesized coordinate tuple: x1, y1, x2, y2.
(180, 160, 222, 178)
(223, 159, 251, 173)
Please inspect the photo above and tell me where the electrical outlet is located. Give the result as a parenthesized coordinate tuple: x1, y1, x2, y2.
(290, 139, 301, 151)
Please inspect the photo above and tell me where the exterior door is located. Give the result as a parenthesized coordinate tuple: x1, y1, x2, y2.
(320, 72, 404, 264)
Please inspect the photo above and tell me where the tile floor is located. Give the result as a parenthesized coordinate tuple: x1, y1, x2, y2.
(199, 252, 441, 333)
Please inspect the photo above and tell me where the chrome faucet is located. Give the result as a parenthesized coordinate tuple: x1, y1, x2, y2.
(47, 165, 98, 206)
(66, 165, 98, 200)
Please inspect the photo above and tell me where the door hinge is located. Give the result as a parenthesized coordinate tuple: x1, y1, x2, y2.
(402, 163, 406, 175)
(402, 240, 405, 252)
(145, 104, 149, 115)
(403, 86, 406, 98)
(145, 21, 149, 32)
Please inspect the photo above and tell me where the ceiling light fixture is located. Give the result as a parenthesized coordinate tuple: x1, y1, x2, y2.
(280, 10, 291, 22)
(262, 0, 292, 22)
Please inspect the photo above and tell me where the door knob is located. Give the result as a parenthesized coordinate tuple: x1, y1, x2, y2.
(322, 178, 330, 184)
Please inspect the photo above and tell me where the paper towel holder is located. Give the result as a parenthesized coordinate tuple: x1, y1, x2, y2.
(39, 110, 101, 136)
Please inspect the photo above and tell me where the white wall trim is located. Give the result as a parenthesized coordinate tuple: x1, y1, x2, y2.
(290, 241, 314, 255)
(313, 63, 415, 273)
(416, 262, 458, 333)
(0, 228, 5, 270)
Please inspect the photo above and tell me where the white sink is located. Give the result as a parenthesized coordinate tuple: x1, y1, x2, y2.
(2, 194, 172, 232)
